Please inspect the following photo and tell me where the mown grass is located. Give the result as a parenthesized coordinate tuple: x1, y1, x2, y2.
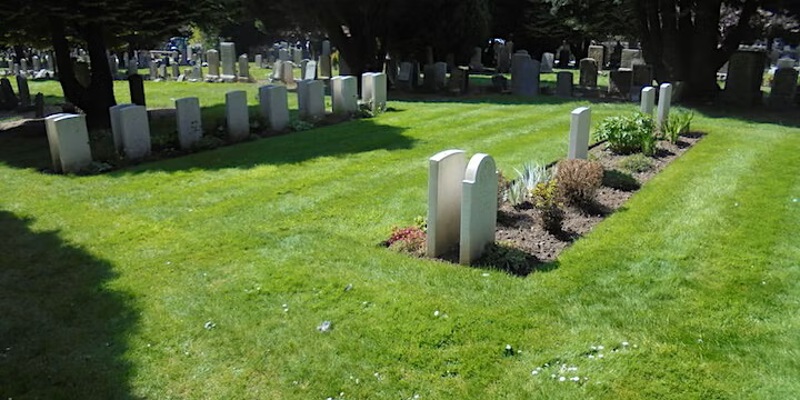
(0, 78, 798, 399)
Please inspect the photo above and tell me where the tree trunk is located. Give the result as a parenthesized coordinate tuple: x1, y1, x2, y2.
(49, 16, 116, 130)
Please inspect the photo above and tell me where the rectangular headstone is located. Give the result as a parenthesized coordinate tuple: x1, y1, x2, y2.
(620, 49, 641, 69)
(128, 75, 146, 106)
(322, 40, 331, 56)
(567, 106, 591, 160)
(238, 54, 249, 81)
(459, 153, 498, 265)
(331, 76, 358, 115)
(190, 64, 203, 81)
(397, 62, 413, 90)
(296, 79, 325, 120)
(362, 72, 387, 112)
(255, 54, 263, 68)
(608, 69, 633, 98)
(207, 49, 220, 78)
(556, 71, 573, 97)
(721, 50, 766, 106)
(511, 50, 539, 96)
(176, 97, 203, 149)
(270, 60, 283, 81)
(579, 58, 598, 88)
(15, 75, 31, 107)
(225, 90, 249, 141)
(427, 149, 466, 257)
(109, 103, 136, 153)
(433, 62, 448, 90)
(768, 67, 799, 109)
(656, 83, 672, 127)
(630, 64, 654, 100)
(588, 45, 605, 70)
(281, 61, 296, 89)
(278, 48, 290, 62)
(258, 85, 290, 131)
(303, 60, 317, 80)
(220, 42, 237, 80)
(44, 113, 93, 173)
(540, 52, 554, 73)
(640, 86, 656, 114)
(319, 55, 332, 78)
(118, 105, 151, 160)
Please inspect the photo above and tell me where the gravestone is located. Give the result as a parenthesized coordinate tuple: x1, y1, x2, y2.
(127, 59, 138, 77)
(270, 60, 283, 82)
(34, 93, 44, 118)
(656, 83, 673, 127)
(398, 62, 414, 90)
(171, 63, 179, 80)
(568, 107, 591, 160)
(776, 57, 795, 69)
(540, 52, 555, 73)
(447, 66, 469, 95)
(497, 45, 512, 73)
(721, 50, 766, 106)
(176, 97, 203, 149)
(15, 75, 31, 107)
(220, 42, 237, 81)
(579, 58, 598, 88)
(255, 54, 263, 68)
(258, 85, 290, 131)
(12, 63, 20, 76)
(44, 113, 93, 174)
(630, 64, 654, 101)
(362, 72, 387, 112)
(361, 73, 375, 106)
(768, 66, 799, 109)
(238, 54, 249, 81)
(608, 69, 633, 98)
(297, 79, 325, 120)
(278, 48, 290, 62)
(427, 149, 466, 258)
(32, 55, 41, 71)
(640, 86, 656, 114)
(331, 76, 358, 115)
(292, 47, 302, 65)
(207, 49, 220, 79)
(588, 45, 605, 70)
(128, 75, 146, 106)
(75, 62, 90, 87)
(109, 103, 137, 153)
(20, 59, 28, 73)
(158, 64, 166, 80)
(280, 61, 296, 89)
(319, 55, 332, 78)
(0, 78, 18, 110)
(190, 64, 203, 81)
(511, 51, 539, 96)
(433, 62, 448, 90)
(469, 47, 483, 70)
(620, 49, 641, 69)
(303, 60, 317, 80)
(556, 71, 573, 97)
(459, 153, 498, 265)
(148, 60, 156, 80)
(225, 90, 249, 141)
(322, 40, 331, 57)
(118, 105, 151, 160)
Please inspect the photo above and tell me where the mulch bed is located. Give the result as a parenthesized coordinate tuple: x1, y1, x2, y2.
(495, 133, 703, 264)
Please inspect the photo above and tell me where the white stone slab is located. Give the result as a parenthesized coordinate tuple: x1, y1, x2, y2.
(657, 83, 672, 127)
(226, 90, 249, 141)
(361, 72, 387, 112)
(258, 85, 290, 131)
(118, 105, 151, 160)
(176, 97, 202, 149)
(567, 106, 591, 160)
(109, 103, 136, 153)
(238, 54, 249, 80)
(361, 72, 375, 105)
(459, 153, 497, 265)
(297, 79, 325, 120)
(303, 60, 317, 80)
(541, 52, 554, 73)
(331, 76, 358, 115)
(640, 86, 655, 114)
(207, 49, 220, 77)
(220, 42, 236, 78)
(44, 114, 93, 174)
(270, 60, 283, 81)
(255, 54, 263, 68)
(426, 149, 466, 257)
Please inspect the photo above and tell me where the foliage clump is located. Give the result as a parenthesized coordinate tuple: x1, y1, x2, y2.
(531, 180, 564, 234)
(555, 159, 604, 206)
(594, 112, 657, 155)
(659, 109, 694, 144)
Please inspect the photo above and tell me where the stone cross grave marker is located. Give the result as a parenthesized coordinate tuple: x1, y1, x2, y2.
(176, 97, 203, 149)
(226, 90, 250, 141)
(427, 149, 466, 258)
(568, 106, 591, 160)
(331, 76, 358, 115)
(258, 85, 290, 131)
(44, 113, 93, 174)
(459, 153, 498, 265)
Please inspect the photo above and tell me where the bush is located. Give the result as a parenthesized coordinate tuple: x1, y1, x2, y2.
(594, 112, 657, 155)
(554, 159, 604, 206)
(476, 241, 535, 276)
(660, 109, 694, 144)
(618, 153, 654, 173)
(531, 180, 564, 234)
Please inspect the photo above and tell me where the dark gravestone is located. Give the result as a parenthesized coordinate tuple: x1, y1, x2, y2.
(34, 93, 44, 118)
(447, 66, 469, 95)
(16, 74, 31, 107)
(0, 78, 19, 110)
(608, 69, 633, 99)
(767, 67, 799, 109)
(129, 74, 146, 106)
(610, 43, 623, 69)
(721, 50, 766, 106)
(630, 64, 654, 101)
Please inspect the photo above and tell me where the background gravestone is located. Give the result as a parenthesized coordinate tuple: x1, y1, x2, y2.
(206, 49, 220, 79)
(258, 85, 290, 131)
(331, 76, 358, 115)
(118, 105, 151, 160)
(768, 66, 799, 109)
(721, 50, 766, 106)
(511, 51, 538, 96)
(568, 107, 591, 160)
(459, 153, 498, 265)
(15, 75, 31, 108)
(427, 149, 466, 258)
(109, 103, 136, 153)
(540, 52, 554, 73)
(556, 71, 573, 97)
(225, 90, 250, 141)
(588, 45, 605, 70)
(609, 69, 633, 98)
(630, 64, 654, 101)
(220, 42, 237, 81)
(44, 113, 93, 174)
(128, 75, 146, 106)
(579, 58, 598, 88)
(238, 54, 249, 81)
(176, 97, 203, 149)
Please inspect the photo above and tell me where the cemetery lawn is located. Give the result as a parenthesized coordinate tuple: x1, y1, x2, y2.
(1, 81, 799, 399)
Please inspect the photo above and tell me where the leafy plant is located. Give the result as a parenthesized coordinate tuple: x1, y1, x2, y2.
(594, 112, 657, 155)
(506, 179, 527, 208)
(618, 153, 654, 173)
(476, 241, 535, 276)
(385, 226, 427, 257)
(514, 161, 552, 193)
(531, 180, 564, 234)
(554, 159, 604, 206)
(660, 109, 694, 144)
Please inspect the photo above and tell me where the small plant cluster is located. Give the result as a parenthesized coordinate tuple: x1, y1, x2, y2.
(502, 161, 553, 208)
(594, 112, 657, 156)
(659, 108, 693, 144)
(384, 216, 427, 257)
(554, 159, 604, 207)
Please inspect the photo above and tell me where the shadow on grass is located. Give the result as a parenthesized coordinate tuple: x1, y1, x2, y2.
(0, 211, 139, 399)
(692, 102, 800, 129)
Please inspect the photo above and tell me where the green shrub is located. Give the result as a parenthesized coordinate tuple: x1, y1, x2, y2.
(618, 153, 654, 173)
(555, 159, 604, 206)
(531, 180, 564, 234)
(660, 109, 694, 143)
(476, 241, 535, 276)
(594, 112, 657, 155)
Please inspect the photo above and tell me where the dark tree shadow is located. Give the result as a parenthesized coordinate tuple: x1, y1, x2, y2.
(0, 211, 139, 399)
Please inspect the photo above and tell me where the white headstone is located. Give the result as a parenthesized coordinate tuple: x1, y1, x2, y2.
(220, 42, 236, 80)
(32, 55, 41, 71)
(207, 49, 220, 78)
(361, 72, 375, 105)
(225, 90, 249, 141)
(297, 79, 325, 120)
(567, 106, 591, 160)
(270, 60, 283, 81)
(640, 86, 656, 114)
(656, 83, 672, 127)
(238, 54, 249, 80)
(427, 149, 467, 257)
(109, 103, 136, 153)
(255, 54, 263, 68)
(258, 85, 290, 131)
(118, 105, 151, 160)
(44, 113, 93, 174)
(540, 52, 555, 73)
(303, 60, 317, 80)
(362, 72, 387, 112)
(190, 64, 203, 81)
(459, 153, 498, 265)
(331, 76, 358, 115)
(176, 97, 203, 149)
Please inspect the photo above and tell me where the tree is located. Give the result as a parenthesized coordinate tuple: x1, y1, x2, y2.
(0, 0, 234, 129)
